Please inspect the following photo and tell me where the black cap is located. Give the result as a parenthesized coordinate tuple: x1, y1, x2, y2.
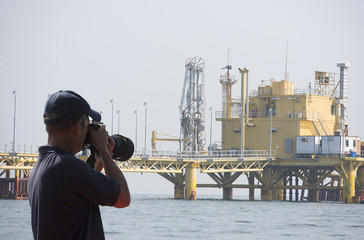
(43, 90, 101, 125)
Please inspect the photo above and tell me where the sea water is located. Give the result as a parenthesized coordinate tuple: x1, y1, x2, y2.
(1, 194, 363, 240)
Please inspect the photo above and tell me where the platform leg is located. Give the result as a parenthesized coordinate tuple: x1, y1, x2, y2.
(355, 166, 364, 203)
(14, 170, 20, 200)
(261, 168, 272, 201)
(342, 162, 356, 203)
(223, 187, 233, 200)
(248, 173, 255, 201)
(273, 178, 283, 200)
(223, 172, 233, 200)
(174, 173, 185, 199)
(307, 168, 319, 202)
(185, 163, 197, 200)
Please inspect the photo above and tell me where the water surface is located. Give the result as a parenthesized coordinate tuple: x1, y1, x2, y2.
(1, 195, 363, 239)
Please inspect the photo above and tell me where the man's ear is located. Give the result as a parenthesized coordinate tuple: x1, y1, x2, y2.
(72, 120, 83, 135)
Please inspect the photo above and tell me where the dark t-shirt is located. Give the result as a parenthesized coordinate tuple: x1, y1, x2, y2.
(28, 146, 120, 240)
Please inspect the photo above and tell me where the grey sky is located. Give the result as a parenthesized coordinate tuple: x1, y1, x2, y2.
(1, 0, 363, 194)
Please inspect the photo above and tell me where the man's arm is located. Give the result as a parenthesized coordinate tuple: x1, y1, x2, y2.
(90, 125, 130, 208)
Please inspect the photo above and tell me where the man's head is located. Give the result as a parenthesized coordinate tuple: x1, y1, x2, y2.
(43, 90, 101, 125)
(43, 90, 101, 154)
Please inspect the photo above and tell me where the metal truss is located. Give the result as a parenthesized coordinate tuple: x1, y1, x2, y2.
(0, 152, 273, 175)
(0, 153, 37, 178)
(115, 157, 191, 173)
(199, 158, 271, 173)
(0, 153, 37, 170)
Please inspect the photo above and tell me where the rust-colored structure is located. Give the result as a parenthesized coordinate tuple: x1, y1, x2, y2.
(0, 153, 36, 200)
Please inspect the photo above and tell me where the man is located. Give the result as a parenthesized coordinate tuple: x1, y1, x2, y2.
(28, 90, 130, 240)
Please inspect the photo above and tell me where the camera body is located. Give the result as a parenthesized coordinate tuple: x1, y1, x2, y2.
(83, 122, 134, 167)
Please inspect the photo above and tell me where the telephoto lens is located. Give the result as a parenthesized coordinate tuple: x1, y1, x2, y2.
(83, 123, 134, 168)
(110, 134, 134, 161)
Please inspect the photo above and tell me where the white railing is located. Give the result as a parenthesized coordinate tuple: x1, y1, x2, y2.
(0, 144, 276, 161)
(249, 89, 309, 97)
(132, 149, 276, 160)
(0, 143, 40, 154)
(216, 110, 305, 119)
(215, 111, 241, 119)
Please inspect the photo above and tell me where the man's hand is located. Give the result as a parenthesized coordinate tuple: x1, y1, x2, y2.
(94, 136, 114, 172)
(88, 124, 130, 208)
(88, 124, 110, 154)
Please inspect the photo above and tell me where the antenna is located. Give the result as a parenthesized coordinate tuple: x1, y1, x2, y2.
(220, 47, 236, 119)
(222, 47, 232, 71)
(284, 41, 289, 80)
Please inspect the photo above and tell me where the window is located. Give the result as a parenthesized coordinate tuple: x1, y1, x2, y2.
(285, 138, 293, 153)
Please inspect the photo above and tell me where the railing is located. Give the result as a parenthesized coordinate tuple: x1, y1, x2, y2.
(132, 149, 276, 160)
(216, 109, 339, 122)
(216, 110, 303, 119)
(0, 144, 276, 161)
(249, 88, 310, 97)
(249, 88, 338, 97)
(215, 111, 241, 119)
(0, 143, 40, 154)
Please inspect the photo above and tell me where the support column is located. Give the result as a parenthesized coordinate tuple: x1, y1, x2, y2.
(261, 168, 272, 201)
(174, 173, 184, 199)
(355, 166, 364, 203)
(283, 175, 287, 201)
(248, 173, 255, 201)
(223, 187, 233, 200)
(307, 168, 319, 202)
(15, 169, 19, 200)
(185, 163, 197, 200)
(223, 172, 233, 200)
(295, 176, 299, 201)
(288, 173, 293, 201)
(273, 178, 283, 200)
(5, 162, 10, 194)
(342, 162, 356, 203)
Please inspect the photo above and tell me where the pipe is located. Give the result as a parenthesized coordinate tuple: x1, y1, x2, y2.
(337, 62, 351, 132)
(246, 69, 250, 125)
(239, 68, 247, 157)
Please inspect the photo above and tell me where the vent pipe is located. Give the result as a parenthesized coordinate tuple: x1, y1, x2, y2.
(239, 68, 249, 155)
(337, 62, 351, 132)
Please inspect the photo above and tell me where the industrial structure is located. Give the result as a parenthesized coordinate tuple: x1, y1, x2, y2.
(215, 62, 364, 203)
(220, 62, 358, 158)
(220, 63, 237, 119)
(1, 59, 364, 204)
(179, 57, 206, 152)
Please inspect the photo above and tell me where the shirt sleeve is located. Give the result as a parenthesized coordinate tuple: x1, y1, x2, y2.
(71, 160, 121, 206)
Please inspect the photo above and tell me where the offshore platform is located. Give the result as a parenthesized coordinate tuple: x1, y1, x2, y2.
(215, 62, 364, 203)
(1, 58, 364, 204)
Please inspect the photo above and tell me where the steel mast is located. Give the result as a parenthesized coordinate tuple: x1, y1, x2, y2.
(179, 57, 206, 152)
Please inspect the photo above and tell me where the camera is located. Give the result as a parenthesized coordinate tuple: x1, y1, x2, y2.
(83, 122, 134, 168)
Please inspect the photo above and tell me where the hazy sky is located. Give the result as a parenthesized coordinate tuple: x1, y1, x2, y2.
(1, 0, 363, 195)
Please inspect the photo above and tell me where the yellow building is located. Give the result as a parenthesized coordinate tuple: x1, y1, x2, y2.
(217, 68, 356, 159)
